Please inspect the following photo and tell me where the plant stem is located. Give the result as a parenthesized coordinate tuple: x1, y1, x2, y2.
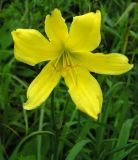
(50, 90, 58, 160)
(37, 104, 45, 160)
(23, 109, 29, 135)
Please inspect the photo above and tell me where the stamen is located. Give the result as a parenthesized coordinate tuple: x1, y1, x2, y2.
(54, 51, 63, 67)
(53, 48, 80, 87)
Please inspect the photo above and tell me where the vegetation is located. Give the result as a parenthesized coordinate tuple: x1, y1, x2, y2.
(0, 0, 138, 159)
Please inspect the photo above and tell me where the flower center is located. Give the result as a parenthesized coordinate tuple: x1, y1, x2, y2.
(62, 49, 72, 68)
(53, 48, 76, 74)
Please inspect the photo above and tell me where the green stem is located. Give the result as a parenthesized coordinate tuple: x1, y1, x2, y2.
(22, 96, 28, 135)
(77, 111, 81, 135)
(37, 104, 45, 160)
(57, 109, 77, 158)
(23, 109, 29, 135)
(50, 91, 58, 160)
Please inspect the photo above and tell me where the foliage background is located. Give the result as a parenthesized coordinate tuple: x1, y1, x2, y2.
(0, 0, 138, 160)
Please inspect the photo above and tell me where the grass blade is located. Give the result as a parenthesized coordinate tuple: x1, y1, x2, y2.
(65, 139, 91, 160)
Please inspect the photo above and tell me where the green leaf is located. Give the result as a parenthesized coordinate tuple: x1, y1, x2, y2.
(65, 139, 91, 160)
(114, 2, 137, 26)
(18, 155, 36, 160)
(9, 131, 54, 160)
(112, 119, 134, 160)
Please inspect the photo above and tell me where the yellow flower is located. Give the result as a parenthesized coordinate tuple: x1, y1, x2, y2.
(11, 9, 133, 119)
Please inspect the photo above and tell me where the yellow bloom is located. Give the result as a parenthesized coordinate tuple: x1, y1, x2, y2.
(11, 9, 133, 119)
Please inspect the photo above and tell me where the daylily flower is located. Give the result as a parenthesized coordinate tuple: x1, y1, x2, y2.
(11, 9, 133, 119)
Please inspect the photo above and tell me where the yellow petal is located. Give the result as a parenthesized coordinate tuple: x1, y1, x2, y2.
(63, 67, 103, 119)
(24, 62, 61, 110)
(45, 8, 68, 45)
(66, 10, 101, 52)
(11, 29, 59, 66)
(73, 52, 133, 75)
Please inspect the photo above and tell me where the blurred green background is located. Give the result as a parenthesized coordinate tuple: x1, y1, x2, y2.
(0, 0, 138, 160)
